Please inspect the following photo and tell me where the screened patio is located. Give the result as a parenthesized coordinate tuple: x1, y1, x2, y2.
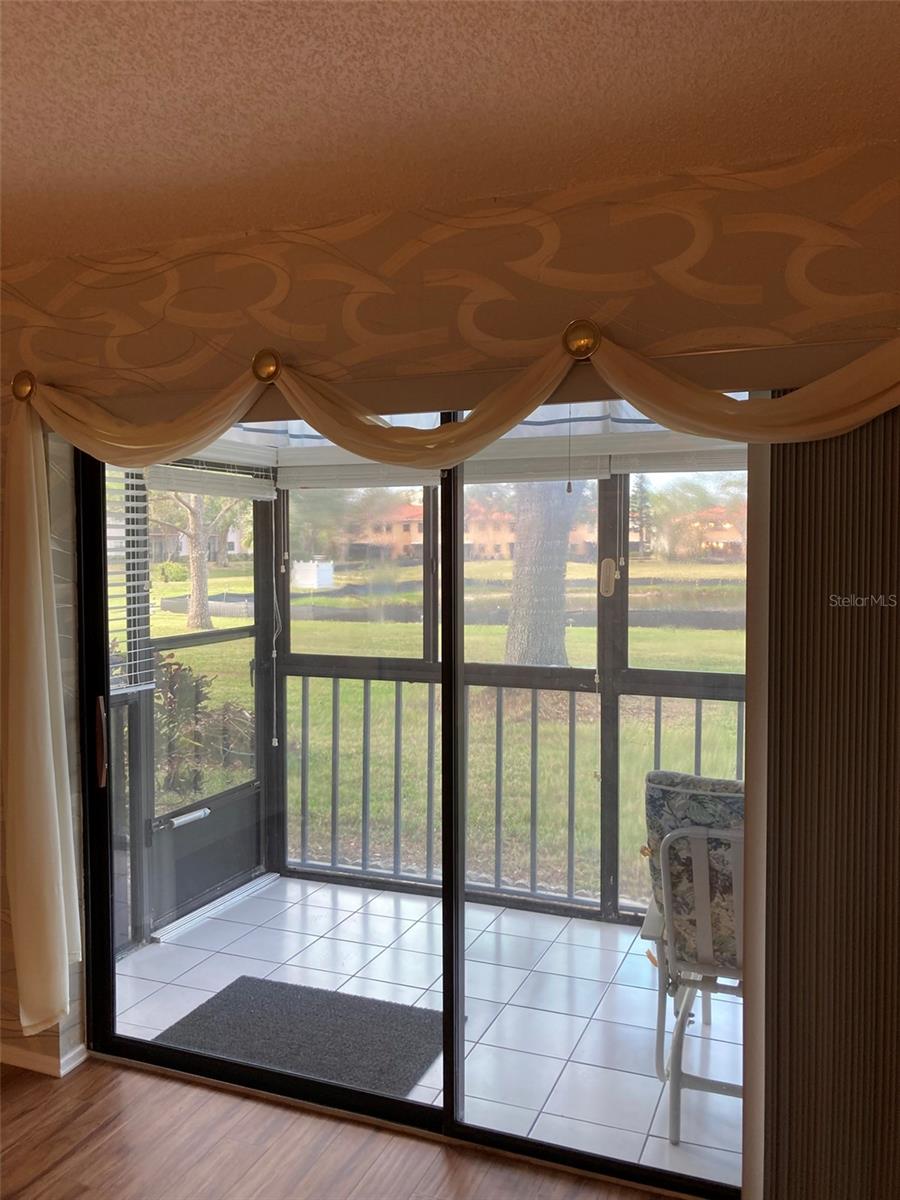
(102, 401, 746, 1189)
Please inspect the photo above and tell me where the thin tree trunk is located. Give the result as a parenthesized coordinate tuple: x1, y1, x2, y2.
(187, 499, 212, 630)
(505, 482, 579, 667)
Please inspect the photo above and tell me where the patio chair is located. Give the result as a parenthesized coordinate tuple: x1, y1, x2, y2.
(639, 770, 744, 1144)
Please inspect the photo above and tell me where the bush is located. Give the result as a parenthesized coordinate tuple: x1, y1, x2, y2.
(152, 561, 188, 582)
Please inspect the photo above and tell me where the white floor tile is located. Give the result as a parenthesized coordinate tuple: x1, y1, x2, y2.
(175, 952, 280, 991)
(481, 1005, 589, 1060)
(594, 983, 676, 1032)
(464, 1044, 563, 1110)
(464, 997, 506, 1041)
(266, 964, 349, 990)
(225, 926, 318, 963)
(531, 1112, 645, 1162)
(326, 911, 415, 947)
(265, 903, 345, 936)
(641, 1135, 742, 1186)
(466, 930, 552, 970)
(509, 971, 608, 1018)
(363, 892, 439, 920)
(310, 883, 383, 912)
(463, 1096, 537, 1136)
(544, 1061, 662, 1134)
(407, 1085, 439, 1104)
(116, 943, 211, 984)
(650, 1085, 743, 1152)
(556, 918, 638, 953)
(536, 942, 625, 983)
(119, 983, 213, 1030)
(288, 937, 383, 975)
(115, 975, 163, 1014)
(253, 877, 325, 903)
(215, 896, 291, 926)
(489, 909, 570, 941)
(359, 948, 442, 989)
(612, 952, 658, 990)
(690, 998, 744, 1045)
(461, 960, 530, 1003)
(572, 1018, 664, 1077)
(683, 1032, 743, 1086)
(116, 1021, 161, 1041)
(392, 920, 478, 955)
(423, 902, 502, 930)
(162, 918, 249, 953)
(415, 992, 504, 1041)
(339, 976, 424, 1006)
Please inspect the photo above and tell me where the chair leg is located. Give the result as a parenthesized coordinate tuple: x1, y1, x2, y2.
(702, 988, 712, 1027)
(668, 986, 696, 1145)
(654, 941, 668, 1083)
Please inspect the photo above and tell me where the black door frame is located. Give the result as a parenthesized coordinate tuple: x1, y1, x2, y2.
(77, 447, 740, 1200)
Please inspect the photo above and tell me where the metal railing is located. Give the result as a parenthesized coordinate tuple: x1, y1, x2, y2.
(285, 670, 745, 913)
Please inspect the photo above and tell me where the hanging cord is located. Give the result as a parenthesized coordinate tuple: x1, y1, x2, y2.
(614, 474, 624, 580)
(566, 401, 573, 494)
(270, 500, 283, 748)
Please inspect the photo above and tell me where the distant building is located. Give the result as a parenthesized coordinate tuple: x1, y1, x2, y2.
(662, 504, 747, 560)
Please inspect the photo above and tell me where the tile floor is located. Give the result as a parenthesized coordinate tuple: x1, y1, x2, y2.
(115, 876, 742, 1187)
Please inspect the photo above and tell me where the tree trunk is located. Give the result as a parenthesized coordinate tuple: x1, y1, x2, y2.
(505, 482, 578, 667)
(186, 500, 213, 630)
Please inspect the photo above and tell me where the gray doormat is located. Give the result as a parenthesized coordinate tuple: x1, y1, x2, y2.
(155, 975, 443, 1097)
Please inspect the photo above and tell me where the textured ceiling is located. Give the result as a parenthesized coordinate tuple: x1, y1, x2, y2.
(3, 0, 900, 266)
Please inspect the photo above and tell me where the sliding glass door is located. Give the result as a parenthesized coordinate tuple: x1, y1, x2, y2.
(82, 405, 746, 1198)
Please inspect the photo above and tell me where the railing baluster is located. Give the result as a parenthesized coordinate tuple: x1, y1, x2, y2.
(736, 700, 745, 781)
(331, 678, 340, 866)
(393, 681, 402, 876)
(300, 676, 309, 863)
(426, 681, 435, 880)
(694, 698, 703, 775)
(494, 686, 504, 890)
(653, 695, 662, 770)
(362, 679, 371, 871)
(530, 688, 538, 894)
(567, 691, 576, 900)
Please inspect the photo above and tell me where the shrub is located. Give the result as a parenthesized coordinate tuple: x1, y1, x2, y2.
(152, 561, 188, 583)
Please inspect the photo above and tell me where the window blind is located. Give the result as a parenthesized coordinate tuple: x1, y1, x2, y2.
(105, 467, 154, 692)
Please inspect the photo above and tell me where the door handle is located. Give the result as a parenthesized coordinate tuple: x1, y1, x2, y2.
(599, 557, 617, 598)
(95, 695, 108, 789)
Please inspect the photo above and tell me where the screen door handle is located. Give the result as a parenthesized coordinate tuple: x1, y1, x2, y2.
(95, 695, 108, 789)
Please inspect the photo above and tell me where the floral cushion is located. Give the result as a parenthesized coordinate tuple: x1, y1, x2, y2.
(645, 770, 744, 971)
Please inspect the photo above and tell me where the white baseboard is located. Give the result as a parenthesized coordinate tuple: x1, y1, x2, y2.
(1, 1040, 89, 1078)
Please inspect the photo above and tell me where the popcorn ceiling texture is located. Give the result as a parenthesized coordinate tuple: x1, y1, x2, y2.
(2, 0, 899, 264)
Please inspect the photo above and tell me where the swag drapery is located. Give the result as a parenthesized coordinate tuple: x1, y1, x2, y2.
(3, 327, 899, 1034)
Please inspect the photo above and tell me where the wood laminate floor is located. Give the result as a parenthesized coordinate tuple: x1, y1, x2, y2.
(0, 1059, 675, 1200)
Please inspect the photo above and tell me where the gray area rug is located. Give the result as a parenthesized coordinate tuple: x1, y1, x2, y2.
(155, 976, 443, 1097)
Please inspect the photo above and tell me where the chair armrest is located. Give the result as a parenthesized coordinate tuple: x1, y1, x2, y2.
(640, 903, 664, 942)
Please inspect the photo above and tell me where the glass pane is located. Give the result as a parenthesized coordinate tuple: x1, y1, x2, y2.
(464, 480, 597, 668)
(285, 677, 441, 880)
(109, 700, 133, 953)
(628, 471, 747, 672)
(146, 489, 255, 638)
(618, 694, 744, 909)
(288, 487, 425, 658)
(153, 638, 256, 816)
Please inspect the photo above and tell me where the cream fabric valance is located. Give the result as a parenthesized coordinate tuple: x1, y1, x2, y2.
(2, 326, 899, 1035)
(20, 330, 900, 469)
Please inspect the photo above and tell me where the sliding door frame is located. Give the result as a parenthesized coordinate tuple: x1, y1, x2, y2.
(78, 446, 739, 1200)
